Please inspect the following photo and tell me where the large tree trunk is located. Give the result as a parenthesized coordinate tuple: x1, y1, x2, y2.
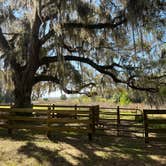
(11, 11, 42, 108)
(13, 69, 34, 108)
(14, 83, 33, 108)
(12, 30, 40, 108)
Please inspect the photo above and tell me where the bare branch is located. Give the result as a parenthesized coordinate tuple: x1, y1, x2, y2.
(127, 81, 158, 93)
(40, 55, 124, 83)
(2, 32, 20, 36)
(41, 33, 86, 53)
(33, 74, 96, 95)
(40, 29, 54, 44)
(32, 11, 42, 38)
(63, 42, 86, 53)
(63, 18, 127, 30)
(62, 82, 95, 95)
(40, 55, 159, 93)
(33, 75, 59, 85)
(40, 15, 126, 44)
(44, 13, 58, 22)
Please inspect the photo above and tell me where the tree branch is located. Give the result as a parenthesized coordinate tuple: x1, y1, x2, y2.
(40, 29, 54, 44)
(0, 27, 11, 51)
(62, 82, 95, 95)
(41, 33, 86, 53)
(40, 55, 124, 83)
(40, 15, 126, 44)
(33, 74, 95, 95)
(127, 81, 158, 93)
(33, 75, 59, 85)
(0, 28, 23, 71)
(63, 18, 127, 30)
(32, 10, 42, 38)
(44, 13, 58, 22)
(40, 55, 160, 93)
(63, 42, 86, 53)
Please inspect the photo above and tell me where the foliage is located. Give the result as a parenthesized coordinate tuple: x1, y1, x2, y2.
(60, 94, 67, 100)
(93, 96, 107, 103)
(43, 98, 48, 101)
(0, 0, 165, 107)
(159, 86, 166, 98)
(119, 92, 131, 106)
(32, 82, 49, 100)
(79, 95, 91, 103)
(128, 90, 145, 103)
(0, 90, 13, 103)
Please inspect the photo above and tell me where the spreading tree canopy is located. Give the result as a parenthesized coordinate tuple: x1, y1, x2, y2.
(0, 0, 165, 107)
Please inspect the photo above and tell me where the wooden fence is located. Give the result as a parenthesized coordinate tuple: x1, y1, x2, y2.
(0, 105, 99, 140)
(143, 109, 166, 143)
(97, 106, 143, 137)
(1, 104, 166, 143)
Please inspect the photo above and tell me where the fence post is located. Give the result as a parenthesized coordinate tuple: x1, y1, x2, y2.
(117, 106, 120, 136)
(88, 106, 95, 141)
(52, 104, 55, 118)
(8, 104, 13, 135)
(47, 106, 51, 138)
(74, 104, 77, 119)
(143, 110, 149, 143)
(95, 105, 99, 125)
(10, 103, 13, 108)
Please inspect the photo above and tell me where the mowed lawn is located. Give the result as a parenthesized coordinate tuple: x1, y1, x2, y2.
(0, 129, 166, 166)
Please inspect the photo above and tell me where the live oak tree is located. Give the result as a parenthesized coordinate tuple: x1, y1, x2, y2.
(0, 0, 165, 107)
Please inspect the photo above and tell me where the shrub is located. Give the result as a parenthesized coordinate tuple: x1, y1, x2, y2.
(119, 92, 131, 106)
(60, 94, 67, 100)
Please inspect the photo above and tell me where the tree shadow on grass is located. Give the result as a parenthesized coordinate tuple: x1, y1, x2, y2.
(0, 127, 166, 166)
(0, 128, 46, 141)
(49, 133, 166, 165)
(18, 142, 72, 166)
(16, 132, 166, 166)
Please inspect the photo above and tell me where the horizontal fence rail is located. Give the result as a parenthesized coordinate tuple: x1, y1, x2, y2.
(96, 106, 143, 138)
(0, 105, 99, 140)
(144, 109, 166, 143)
(0, 104, 166, 143)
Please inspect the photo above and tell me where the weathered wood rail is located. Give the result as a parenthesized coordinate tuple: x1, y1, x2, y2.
(143, 109, 166, 143)
(0, 105, 99, 140)
(97, 106, 143, 137)
(1, 104, 166, 143)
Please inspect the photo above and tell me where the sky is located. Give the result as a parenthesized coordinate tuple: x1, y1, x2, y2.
(43, 90, 63, 98)
(42, 89, 79, 98)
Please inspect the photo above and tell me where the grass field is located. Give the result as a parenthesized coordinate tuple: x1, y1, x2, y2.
(0, 129, 166, 166)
